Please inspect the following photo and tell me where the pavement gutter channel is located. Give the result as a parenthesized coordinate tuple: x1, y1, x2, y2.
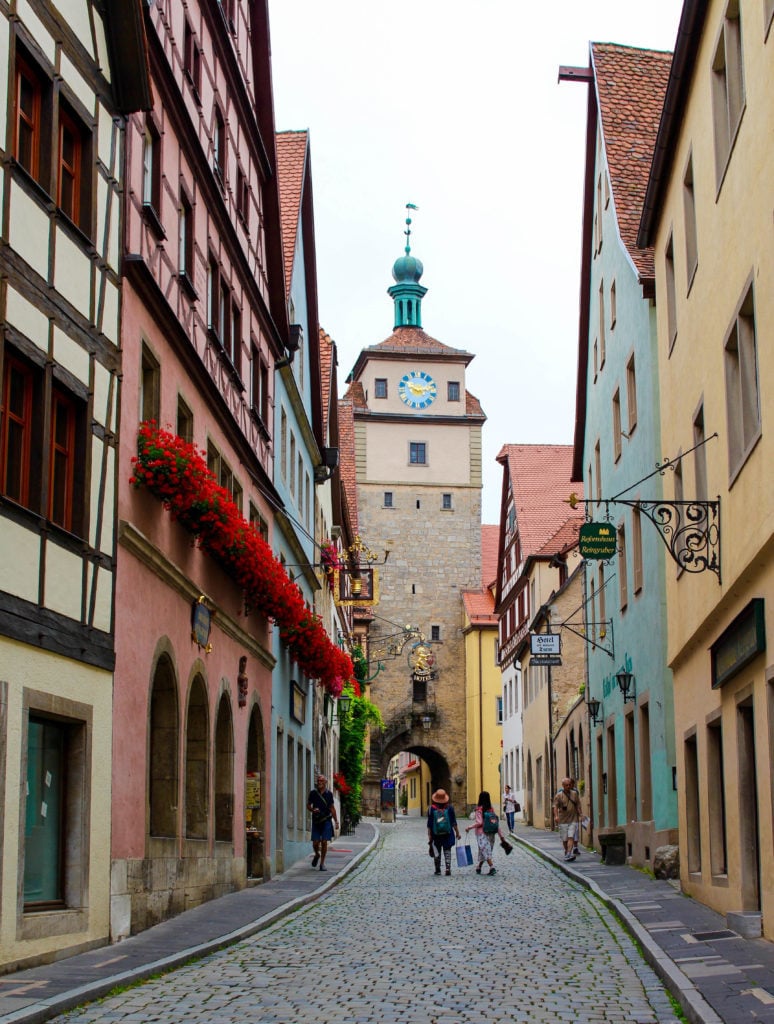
(2, 830, 380, 1024)
(514, 834, 724, 1024)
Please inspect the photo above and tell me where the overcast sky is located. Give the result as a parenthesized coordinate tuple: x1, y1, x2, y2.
(267, 1, 683, 524)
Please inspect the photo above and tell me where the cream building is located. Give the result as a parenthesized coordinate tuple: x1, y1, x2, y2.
(638, 0, 774, 937)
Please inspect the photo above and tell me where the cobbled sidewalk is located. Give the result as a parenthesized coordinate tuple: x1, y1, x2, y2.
(53, 819, 678, 1024)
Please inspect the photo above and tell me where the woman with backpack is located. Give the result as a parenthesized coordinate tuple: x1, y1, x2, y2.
(426, 789, 461, 875)
(465, 790, 502, 875)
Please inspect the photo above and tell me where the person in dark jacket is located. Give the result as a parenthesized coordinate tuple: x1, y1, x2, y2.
(426, 788, 461, 876)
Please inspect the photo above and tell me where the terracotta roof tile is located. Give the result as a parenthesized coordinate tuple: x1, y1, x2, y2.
(462, 589, 496, 623)
(481, 524, 500, 590)
(319, 327, 333, 436)
(275, 131, 308, 298)
(466, 390, 485, 417)
(496, 444, 584, 559)
(592, 43, 672, 279)
(368, 326, 473, 360)
(337, 397, 358, 536)
(344, 380, 368, 410)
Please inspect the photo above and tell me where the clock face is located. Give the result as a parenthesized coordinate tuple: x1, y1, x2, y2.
(398, 370, 437, 409)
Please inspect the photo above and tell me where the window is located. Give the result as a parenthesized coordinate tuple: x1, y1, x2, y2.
(219, 278, 231, 350)
(207, 253, 219, 335)
(598, 282, 606, 367)
(213, 106, 226, 184)
(251, 342, 269, 424)
(1, 349, 86, 535)
(409, 442, 426, 465)
(176, 395, 193, 444)
(632, 506, 643, 594)
(304, 473, 311, 529)
(58, 102, 89, 232)
(183, 20, 202, 99)
(141, 343, 160, 423)
(228, 299, 241, 373)
(706, 719, 727, 876)
(249, 502, 269, 541)
(447, 381, 460, 402)
(289, 433, 296, 497)
(383, 491, 393, 508)
(441, 493, 452, 510)
(297, 452, 303, 512)
(711, 1, 745, 186)
(724, 281, 760, 476)
(610, 280, 617, 329)
(280, 409, 287, 480)
(236, 165, 248, 225)
(49, 389, 76, 530)
(683, 154, 698, 287)
(665, 234, 677, 352)
(617, 522, 628, 610)
(207, 440, 241, 505)
(178, 191, 194, 288)
(496, 696, 503, 726)
(431, 625, 440, 642)
(593, 339, 598, 381)
(612, 389, 622, 462)
(626, 355, 637, 434)
(684, 733, 701, 873)
(142, 121, 161, 215)
(374, 378, 388, 399)
(595, 173, 603, 252)
(594, 441, 601, 504)
(693, 404, 708, 502)
(597, 564, 606, 637)
(14, 51, 45, 181)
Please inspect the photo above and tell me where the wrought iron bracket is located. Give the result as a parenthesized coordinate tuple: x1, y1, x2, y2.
(613, 497, 721, 582)
(562, 619, 615, 659)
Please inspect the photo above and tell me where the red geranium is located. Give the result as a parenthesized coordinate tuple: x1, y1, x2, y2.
(131, 423, 353, 696)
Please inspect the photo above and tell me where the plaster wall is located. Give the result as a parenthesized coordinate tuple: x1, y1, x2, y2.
(500, 660, 524, 814)
(364, 420, 473, 485)
(360, 358, 469, 417)
(464, 622, 501, 810)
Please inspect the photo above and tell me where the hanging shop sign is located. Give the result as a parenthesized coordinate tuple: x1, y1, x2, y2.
(579, 522, 617, 560)
(531, 632, 561, 656)
(711, 598, 765, 689)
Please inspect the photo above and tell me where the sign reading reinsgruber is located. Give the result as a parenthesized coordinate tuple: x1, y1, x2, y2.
(579, 521, 617, 559)
(531, 632, 561, 656)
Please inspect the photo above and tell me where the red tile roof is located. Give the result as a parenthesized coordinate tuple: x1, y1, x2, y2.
(337, 397, 358, 536)
(481, 524, 499, 590)
(466, 390, 485, 418)
(591, 43, 672, 279)
(275, 130, 308, 297)
(371, 326, 471, 358)
(343, 380, 368, 410)
(462, 589, 496, 624)
(496, 444, 584, 559)
(319, 327, 333, 436)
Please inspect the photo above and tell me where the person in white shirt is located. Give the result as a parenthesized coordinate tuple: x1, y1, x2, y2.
(502, 784, 519, 833)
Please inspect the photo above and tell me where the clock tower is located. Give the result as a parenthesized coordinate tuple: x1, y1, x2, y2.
(346, 228, 486, 812)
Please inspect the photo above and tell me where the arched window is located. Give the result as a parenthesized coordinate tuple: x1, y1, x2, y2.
(185, 675, 209, 839)
(214, 694, 234, 841)
(149, 655, 178, 837)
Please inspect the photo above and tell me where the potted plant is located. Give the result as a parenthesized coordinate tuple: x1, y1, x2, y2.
(399, 786, 408, 814)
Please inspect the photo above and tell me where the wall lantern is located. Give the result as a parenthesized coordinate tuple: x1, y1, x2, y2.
(421, 714, 432, 731)
(588, 698, 602, 725)
(615, 670, 636, 703)
(337, 694, 352, 717)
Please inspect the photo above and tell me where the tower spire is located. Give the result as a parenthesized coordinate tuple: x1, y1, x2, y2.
(389, 202, 427, 328)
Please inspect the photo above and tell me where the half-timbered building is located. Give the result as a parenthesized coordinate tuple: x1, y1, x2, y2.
(0, 0, 149, 972)
(111, 0, 289, 938)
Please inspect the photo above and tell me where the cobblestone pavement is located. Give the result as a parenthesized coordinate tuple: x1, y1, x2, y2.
(55, 819, 679, 1024)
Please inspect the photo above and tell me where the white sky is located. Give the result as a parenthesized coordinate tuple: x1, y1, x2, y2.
(267, 1, 683, 524)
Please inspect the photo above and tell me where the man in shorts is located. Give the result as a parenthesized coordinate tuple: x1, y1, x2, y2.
(553, 777, 581, 861)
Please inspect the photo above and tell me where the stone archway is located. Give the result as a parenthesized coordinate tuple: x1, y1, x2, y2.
(375, 724, 463, 816)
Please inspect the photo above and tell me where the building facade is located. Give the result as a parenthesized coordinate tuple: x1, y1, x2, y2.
(0, 0, 148, 972)
(112, 0, 289, 938)
(638, 0, 774, 936)
(565, 42, 678, 865)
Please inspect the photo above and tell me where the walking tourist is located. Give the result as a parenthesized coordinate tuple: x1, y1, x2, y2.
(553, 776, 581, 861)
(502, 783, 519, 832)
(308, 774, 338, 871)
(466, 790, 502, 875)
(427, 788, 462, 875)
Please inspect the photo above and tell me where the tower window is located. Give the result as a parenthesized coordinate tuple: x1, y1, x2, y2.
(409, 442, 426, 465)
(447, 381, 460, 402)
(383, 491, 393, 508)
(374, 378, 388, 399)
(441, 493, 452, 510)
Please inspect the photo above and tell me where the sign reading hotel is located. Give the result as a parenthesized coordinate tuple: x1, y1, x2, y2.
(531, 633, 561, 656)
(579, 522, 617, 560)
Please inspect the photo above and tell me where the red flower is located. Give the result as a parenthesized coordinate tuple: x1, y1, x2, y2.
(132, 423, 354, 696)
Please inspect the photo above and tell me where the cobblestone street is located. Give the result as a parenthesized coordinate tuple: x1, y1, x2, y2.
(56, 819, 678, 1024)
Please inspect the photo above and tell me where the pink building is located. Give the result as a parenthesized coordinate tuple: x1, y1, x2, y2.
(112, 0, 289, 939)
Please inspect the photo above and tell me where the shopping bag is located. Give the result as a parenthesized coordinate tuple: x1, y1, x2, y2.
(456, 843, 473, 867)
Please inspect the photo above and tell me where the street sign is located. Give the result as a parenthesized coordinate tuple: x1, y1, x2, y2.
(531, 632, 561, 656)
(579, 522, 617, 559)
(531, 654, 562, 666)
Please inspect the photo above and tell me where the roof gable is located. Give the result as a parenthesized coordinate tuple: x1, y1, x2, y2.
(276, 130, 308, 298)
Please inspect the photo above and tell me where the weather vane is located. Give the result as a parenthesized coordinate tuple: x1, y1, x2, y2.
(404, 202, 419, 255)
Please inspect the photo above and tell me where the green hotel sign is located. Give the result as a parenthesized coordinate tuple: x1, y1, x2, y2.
(579, 522, 617, 560)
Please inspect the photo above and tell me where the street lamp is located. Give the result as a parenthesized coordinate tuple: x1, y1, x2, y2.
(337, 694, 352, 717)
(615, 670, 636, 703)
(588, 698, 602, 725)
(421, 714, 432, 731)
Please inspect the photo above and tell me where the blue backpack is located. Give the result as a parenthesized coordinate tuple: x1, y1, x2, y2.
(432, 807, 451, 836)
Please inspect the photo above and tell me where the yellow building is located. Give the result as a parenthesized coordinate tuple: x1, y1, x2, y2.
(638, 0, 774, 937)
(463, 526, 501, 812)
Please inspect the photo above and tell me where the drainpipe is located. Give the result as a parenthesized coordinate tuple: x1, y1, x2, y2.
(478, 630, 484, 801)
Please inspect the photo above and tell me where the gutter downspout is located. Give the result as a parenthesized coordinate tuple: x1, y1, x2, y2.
(479, 630, 484, 800)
